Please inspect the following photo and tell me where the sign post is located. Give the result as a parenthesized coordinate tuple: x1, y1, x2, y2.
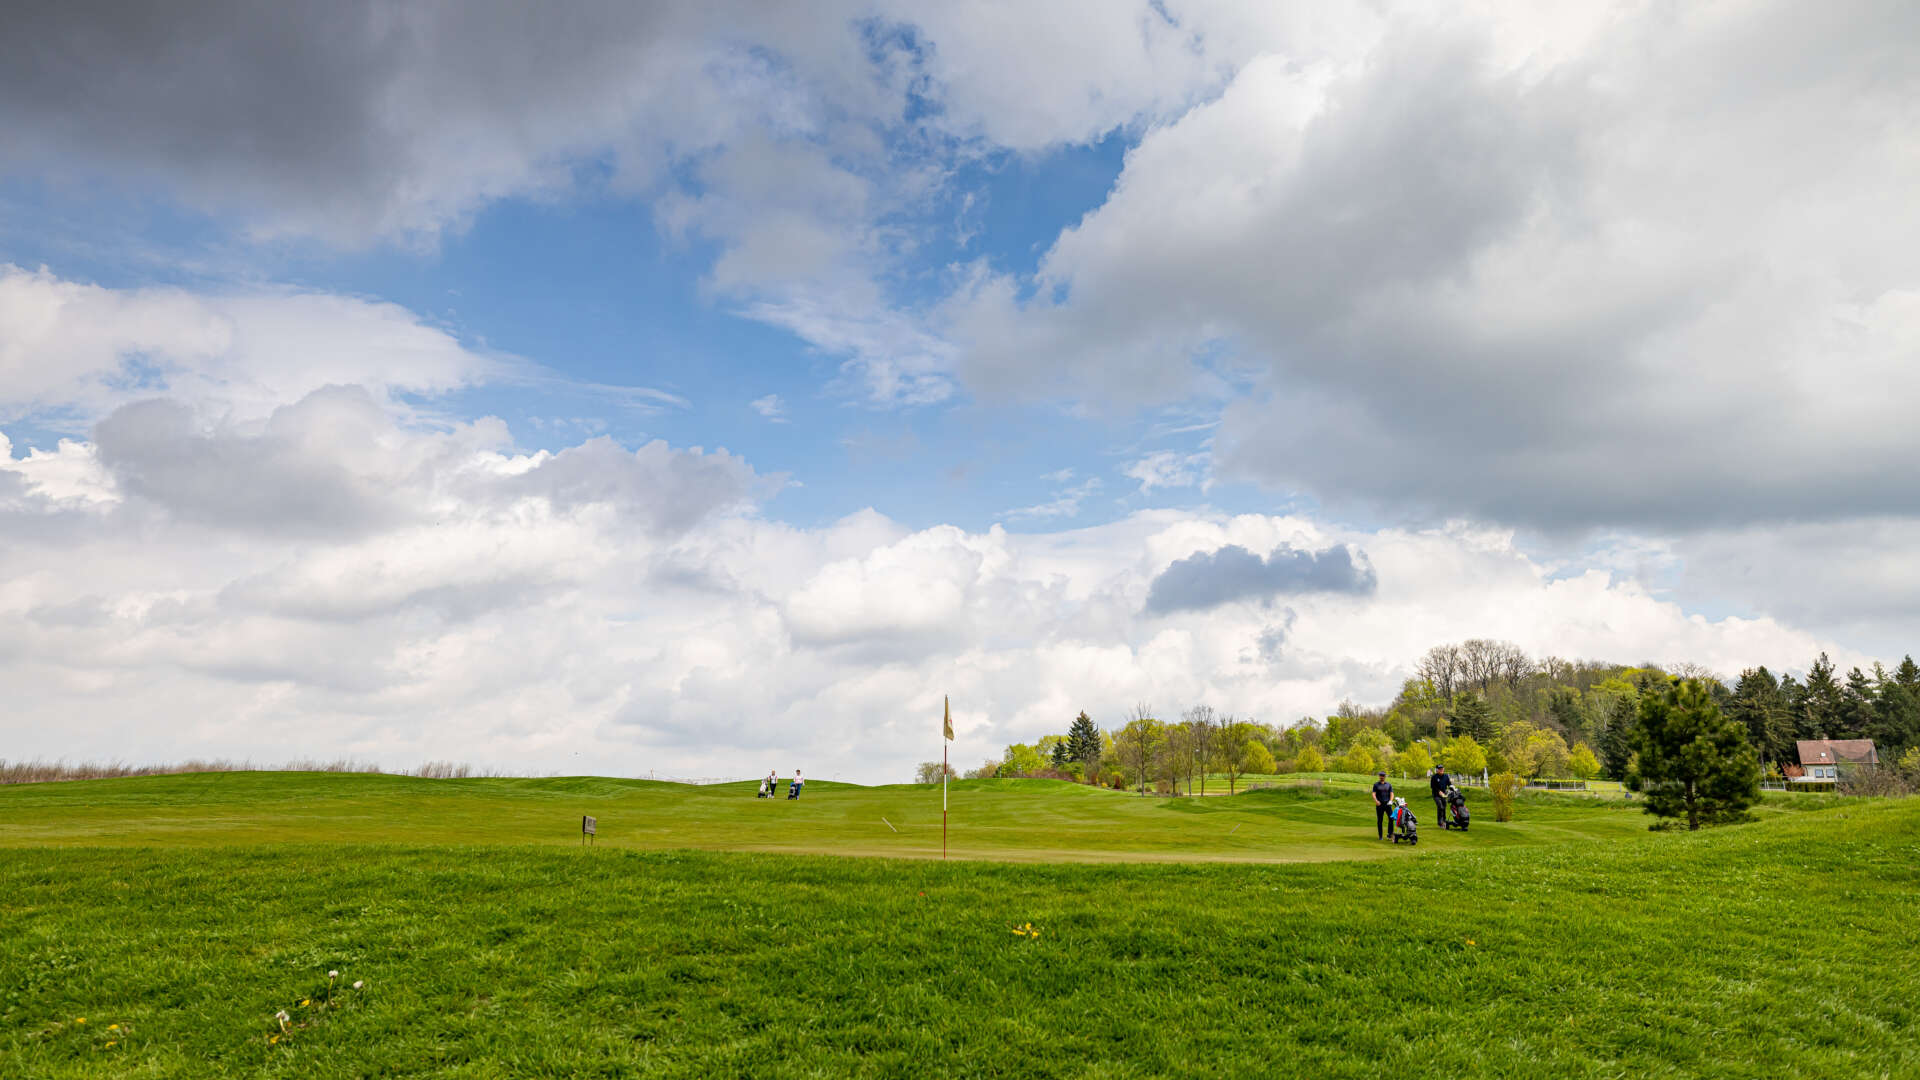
(582, 815, 596, 846)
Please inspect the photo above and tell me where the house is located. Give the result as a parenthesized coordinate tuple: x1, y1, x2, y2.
(1791, 739, 1879, 783)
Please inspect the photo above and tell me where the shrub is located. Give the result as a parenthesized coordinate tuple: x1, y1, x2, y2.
(1296, 746, 1325, 772)
(1489, 772, 1522, 822)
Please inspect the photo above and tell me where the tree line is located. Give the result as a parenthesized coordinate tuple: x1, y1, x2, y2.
(917, 638, 1920, 816)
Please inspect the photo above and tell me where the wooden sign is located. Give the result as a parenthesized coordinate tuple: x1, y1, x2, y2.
(582, 815, 597, 845)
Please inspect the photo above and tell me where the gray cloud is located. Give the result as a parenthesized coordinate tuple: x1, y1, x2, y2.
(1145, 543, 1375, 615)
(944, 2, 1920, 533)
(0, 0, 882, 243)
(93, 388, 412, 539)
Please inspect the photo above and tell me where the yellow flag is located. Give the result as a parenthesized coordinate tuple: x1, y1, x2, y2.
(943, 695, 954, 740)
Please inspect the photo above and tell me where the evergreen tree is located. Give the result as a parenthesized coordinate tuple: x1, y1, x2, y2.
(1727, 667, 1794, 767)
(1050, 738, 1070, 769)
(1839, 666, 1877, 738)
(1546, 686, 1587, 736)
(1799, 652, 1841, 739)
(1871, 675, 1920, 758)
(1066, 712, 1102, 780)
(1628, 678, 1761, 831)
(1597, 694, 1639, 780)
(1895, 655, 1920, 695)
(1448, 691, 1495, 743)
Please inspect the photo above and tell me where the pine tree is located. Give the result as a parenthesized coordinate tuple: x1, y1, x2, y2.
(1597, 694, 1639, 780)
(1628, 678, 1761, 831)
(1728, 666, 1794, 767)
(1895, 655, 1920, 694)
(1800, 653, 1841, 739)
(1839, 667, 1876, 738)
(1448, 691, 1495, 743)
(1066, 712, 1102, 780)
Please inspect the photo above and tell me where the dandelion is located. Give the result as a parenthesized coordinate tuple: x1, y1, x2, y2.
(328, 970, 339, 979)
(300, 999, 310, 1007)
(106, 1040, 117, 1048)
(275, 1009, 290, 1031)
(269, 1034, 281, 1045)
(75, 1018, 86, 1025)
(352, 981, 364, 990)
(107, 1024, 119, 1031)
(1466, 939, 1476, 946)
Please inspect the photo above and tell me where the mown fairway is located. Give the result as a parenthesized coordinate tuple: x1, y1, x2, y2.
(4, 771, 1670, 862)
(2, 776, 1913, 1078)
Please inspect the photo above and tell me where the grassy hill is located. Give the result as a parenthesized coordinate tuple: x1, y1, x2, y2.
(2, 774, 1912, 1078)
(0, 769, 1735, 862)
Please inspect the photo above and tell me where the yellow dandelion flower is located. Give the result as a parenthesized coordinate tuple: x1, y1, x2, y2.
(106, 1040, 117, 1048)
(270, 1035, 281, 1044)
(107, 1024, 119, 1031)
(75, 1018, 86, 1024)
(1466, 939, 1476, 946)
(300, 999, 310, 1006)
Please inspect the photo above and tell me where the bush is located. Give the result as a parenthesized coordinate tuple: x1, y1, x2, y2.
(1335, 745, 1376, 775)
(1489, 772, 1522, 822)
(1296, 746, 1325, 772)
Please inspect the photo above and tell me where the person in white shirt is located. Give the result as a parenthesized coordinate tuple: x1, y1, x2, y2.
(789, 769, 804, 799)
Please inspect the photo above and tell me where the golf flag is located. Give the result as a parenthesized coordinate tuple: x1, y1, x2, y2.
(941, 695, 951, 859)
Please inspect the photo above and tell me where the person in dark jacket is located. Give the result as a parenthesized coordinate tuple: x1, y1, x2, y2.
(1371, 772, 1395, 839)
(1430, 763, 1453, 829)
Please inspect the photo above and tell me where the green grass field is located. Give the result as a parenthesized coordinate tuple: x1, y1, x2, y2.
(2, 773, 1913, 1078)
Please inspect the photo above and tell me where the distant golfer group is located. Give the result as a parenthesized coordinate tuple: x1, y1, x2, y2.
(1370, 763, 1470, 844)
(757, 769, 804, 799)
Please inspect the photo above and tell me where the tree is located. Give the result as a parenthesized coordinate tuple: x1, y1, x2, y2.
(1067, 711, 1102, 783)
(1296, 745, 1325, 772)
(1498, 720, 1543, 778)
(1185, 704, 1218, 796)
(1728, 667, 1794, 768)
(1040, 734, 1070, 769)
(1567, 743, 1600, 781)
(1839, 666, 1877, 739)
(1448, 692, 1496, 743)
(1398, 742, 1434, 778)
(1443, 735, 1487, 778)
(1217, 719, 1255, 794)
(1597, 694, 1639, 780)
(913, 761, 952, 784)
(1546, 687, 1588, 737)
(1871, 672, 1920, 757)
(1001, 743, 1046, 777)
(1627, 678, 1761, 831)
(1799, 652, 1842, 739)
(1488, 772, 1521, 821)
(1418, 644, 1463, 704)
(1244, 740, 1276, 776)
(1112, 705, 1164, 796)
(1336, 744, 1376, 775)
(1529, 730, 1571, 778)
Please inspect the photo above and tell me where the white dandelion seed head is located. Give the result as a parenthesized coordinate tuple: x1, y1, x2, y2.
(328, 970, 339, 978)
(352, 980, 364, 990)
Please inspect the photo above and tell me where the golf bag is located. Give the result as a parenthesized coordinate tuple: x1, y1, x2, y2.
(1391, 797, 1418, 845)
(1446, 786, 1470, 831)
(787, 781, 802, 800)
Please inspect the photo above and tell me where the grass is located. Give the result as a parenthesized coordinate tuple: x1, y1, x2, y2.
(1, 773, 1911, 1078)
(0, 771, 1673, 863)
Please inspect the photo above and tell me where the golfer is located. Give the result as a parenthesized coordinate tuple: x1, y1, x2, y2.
(1371, 771, 1395, 840)
(1430, 762, 1453, 829)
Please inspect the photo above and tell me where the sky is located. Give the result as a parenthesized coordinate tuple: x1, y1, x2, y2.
(3, 0, 1917, 783)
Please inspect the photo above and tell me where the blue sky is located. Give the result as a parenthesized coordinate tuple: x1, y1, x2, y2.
(1, 0, 1914, 778)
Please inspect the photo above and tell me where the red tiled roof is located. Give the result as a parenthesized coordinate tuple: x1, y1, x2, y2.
(1795, 739, 1878, 766)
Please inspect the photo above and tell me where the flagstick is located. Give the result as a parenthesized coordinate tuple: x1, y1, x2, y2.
(942, 740, 949, 860)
